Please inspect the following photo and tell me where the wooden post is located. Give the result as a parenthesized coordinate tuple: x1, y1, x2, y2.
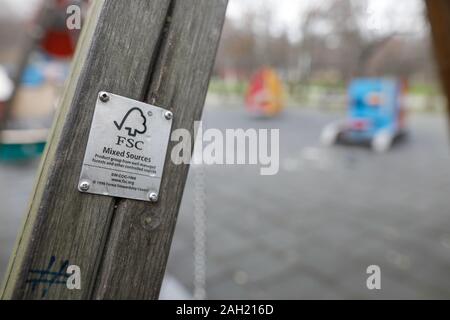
(1, 0, 227, 300)
(425, 0, 450, 121)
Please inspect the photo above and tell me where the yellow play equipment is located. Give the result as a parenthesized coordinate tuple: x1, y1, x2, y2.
(245, 68, 284, 117)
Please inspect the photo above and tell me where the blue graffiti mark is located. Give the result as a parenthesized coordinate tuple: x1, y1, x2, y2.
(26, 256, 70, 298)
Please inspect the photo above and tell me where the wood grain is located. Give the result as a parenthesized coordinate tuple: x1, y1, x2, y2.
(93, 0, 228, 299)
(425, 0, 450, 121)
(1, 0, 172, 299)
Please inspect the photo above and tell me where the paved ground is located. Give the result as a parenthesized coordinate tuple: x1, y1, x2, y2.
(1, 107, 450, 299)
(0, 159, 40, 281)
(168, 107, 450, 299)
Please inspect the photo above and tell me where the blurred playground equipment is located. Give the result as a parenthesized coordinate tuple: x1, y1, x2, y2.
(0, 63, 52, 160)
(321, 78, 407, 153)
(0, 0, 85, 161)
(245, 67, 284, 117)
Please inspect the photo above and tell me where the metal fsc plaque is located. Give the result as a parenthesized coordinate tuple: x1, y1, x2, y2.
(78, 92, 173, 202)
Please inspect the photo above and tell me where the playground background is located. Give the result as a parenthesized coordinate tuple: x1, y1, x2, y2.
(1, 0, 450, 299)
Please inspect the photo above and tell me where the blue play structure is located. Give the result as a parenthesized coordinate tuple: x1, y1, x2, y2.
(321, 78, 407, 152)
(0, 64, 48, 161)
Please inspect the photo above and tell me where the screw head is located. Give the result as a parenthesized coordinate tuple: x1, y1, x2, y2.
(99, 91, 110, 102)
(79, 180, 90, 192)
(141, 213, 161, 231)
(144, 216, 152, 225)
(164, 111, 173, 120)
(148, 192, 158, 202)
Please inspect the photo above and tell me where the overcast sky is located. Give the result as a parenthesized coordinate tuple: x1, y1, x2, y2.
(227, 0, 427, 40)
(1, 0, 41, 19)
(1, 0, 427, 39)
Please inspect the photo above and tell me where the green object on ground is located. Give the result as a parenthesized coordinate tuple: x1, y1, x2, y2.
(0, 142, 46, 161)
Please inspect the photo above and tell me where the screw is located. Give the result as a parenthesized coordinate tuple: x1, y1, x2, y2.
(79, 180, 90, 192)
(148, 192, 158, 202)
(99, 91, 110, 102)
(141, 214, 161, 231)
(164, 111, 173, 120)
(144, 216, 152, 225)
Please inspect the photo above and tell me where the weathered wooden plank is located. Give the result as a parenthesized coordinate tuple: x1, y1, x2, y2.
(425, 0, 450, 120)
(1, 0, 172, 299)
(93, 0, 228, 299)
